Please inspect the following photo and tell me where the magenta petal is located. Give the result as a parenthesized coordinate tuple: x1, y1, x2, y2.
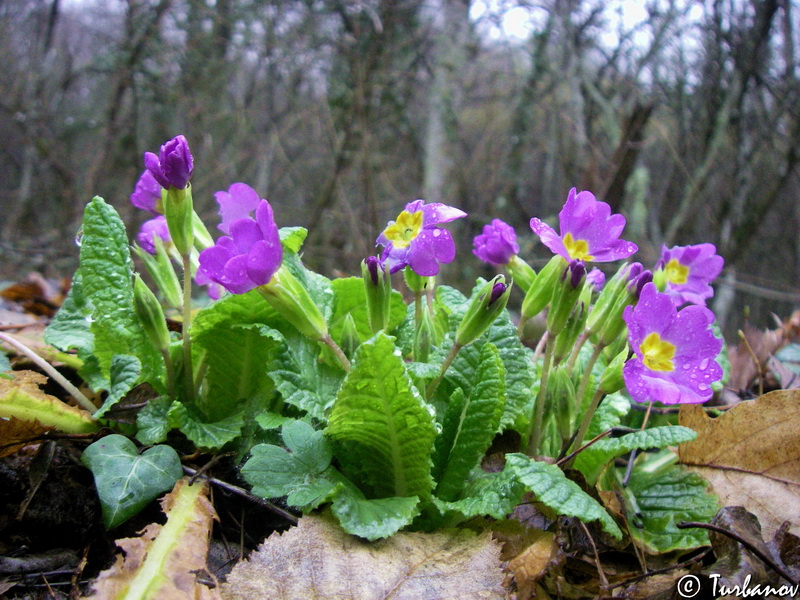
(530, 218, 569, 259)
(229, 218, 263, 254)
(144, 152, 168, 189)
(420, 202, 467, 226)
(246, 239, 282, 285)
(255, 200, 279, 241)
(199, 241, 235, 276)
(623, 360, 711, 404)
(625, 283, 676, 349)
(217, 183, 262, 234)
(222, 254, 256, 294)
(407, 234, 440, 276)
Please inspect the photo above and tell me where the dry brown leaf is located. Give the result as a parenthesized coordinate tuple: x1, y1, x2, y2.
(507, 530, 560, 600)
(84, 478, 220, 600)
(221, 513, 507, 600)
(0, 416, 51, 457)
(679, 390, 800, 538)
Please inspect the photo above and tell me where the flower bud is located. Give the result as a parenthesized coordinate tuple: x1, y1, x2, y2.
(455, 275, 512, 348)
(546, 260, 586, 336)
(144, 135, 194, 190)
(586, 262, 640, 337)
(553, 293, 589, 364)
(362, 256, 392, 333)
(599, 348, 628, 395)
(507, 255, 536, 293)
(133, 237, 183, 309)
(520, 255, 565, 321)
(597, 267, 653, 347)
(403, 268, 433, 295)
(549, 364, 576, 445)
(163, 185, 195, 256)
(340, 313, 360, 360)
(257, 265, 328, 341)
(133, 274, 171, 353)
(414, 304, 436, 363)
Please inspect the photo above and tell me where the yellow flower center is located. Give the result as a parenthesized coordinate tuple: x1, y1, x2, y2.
(664, 258, 689, 285)
(383, 210, 423, 249)
(563, 232, 595, 261)
(640, 332, 676, 372)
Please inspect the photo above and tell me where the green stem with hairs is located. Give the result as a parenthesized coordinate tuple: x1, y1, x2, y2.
(181, 253, 194, 404)
(526, 339, 555, 456)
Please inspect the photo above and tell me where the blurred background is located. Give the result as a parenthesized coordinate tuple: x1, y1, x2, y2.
(0, 0, 798, 337)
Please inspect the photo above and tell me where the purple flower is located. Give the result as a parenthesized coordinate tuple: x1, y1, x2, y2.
(136, 216, 171, 254)
(144, 135, 194, 190)
(198, 199, 282, 294)
(623, 282, 722, 404)
(489, 281, 507, 306)
(130, 170, 162, 214)
(473, 219, 519, 265)
(627, 266, 653, 300)
(194, 269, 223, 301)
(586, 268, 605, 292)
(530, 188, 637, 263)
(658, 243, 723, 307)
(377, 199, 466, 276)
(214, 183, 262, 234)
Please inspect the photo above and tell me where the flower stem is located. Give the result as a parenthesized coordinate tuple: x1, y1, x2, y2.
(322, 335, 351, 372)
(426, 343, 461, 399)
(526, 338, 555, 456)
(574, 343, 604, 411)
(181, 253, 194, 404)
(564, 388, 605, 468)
(566, 330, 590, 374)
(0, 332, 96, 414)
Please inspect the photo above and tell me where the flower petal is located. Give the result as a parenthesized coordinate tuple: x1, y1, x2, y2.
(246, 239, 282, 286)
(216, 183, 262, 234)
(530, 218, 569, 259)
(229, 218, 263, 254)
(420, 202, 467, 226)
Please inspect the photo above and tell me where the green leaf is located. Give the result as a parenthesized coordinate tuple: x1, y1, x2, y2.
(94, 355, 141, 418)
(505, 453, 622, 539)
(279, 227, 308, 253)
(330, 488, 420, 541)
(432, 468, 526, 521)
(167, 402, 244, 450)
(329, 277, 407, 345)
(587, 391, 631, 439)
(433, 343, 506, 501)
(600, 451, 718, 553)
(255, 412, 297, 431)
(76, 198, 163, 389)
(81, 434, 182, 529)
(135, 396, 173, 445)
(241, 420, 339, 511)
(326, 333, 437, 499)
(45, 273, 93, 356)
(435, 285, 536, 430)
(0, 349, 10, 375)
(281, 252, 334, 322)
(192, 295, 283, 421)
(269, 333, 344, 421)
(575, 426, 697, 485)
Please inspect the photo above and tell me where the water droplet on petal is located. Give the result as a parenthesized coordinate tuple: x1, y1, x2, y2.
(699, 358, 710, 370)
(74, 228, 84, 247)
(433, 229, 441, 237)
(698, 383, 708, 391)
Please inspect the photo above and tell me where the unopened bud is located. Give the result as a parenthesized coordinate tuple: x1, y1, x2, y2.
(455, 275, 512, 348)
(164, 185, 194, 256)
(599, 348, 628, 395)
(133, 274, 171, 352)
(546, 260, 586, 336)
(362, 256, 392, 333)
(521, 255, 565, 320)
(507, 255, 536, 293)
(258, 265, 328, 341)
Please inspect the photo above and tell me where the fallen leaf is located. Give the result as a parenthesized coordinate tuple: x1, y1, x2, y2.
(505, 529, 561, 600)
(0, 416, 51, 458)
(221, 513, 507, 600)
(679, 390, 800, 538)
(84, 478, 220, 600)
(727, 323, 786, 393)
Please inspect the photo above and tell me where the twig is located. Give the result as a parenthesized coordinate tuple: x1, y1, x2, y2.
(556, 429, 611, 467)
(182, 466, 298, 525)
(737, 330, 764, 396)
(0, 331, 96, 414)
(579, 520, 609, 591)
(676, 521, 799, 585)
(622, 401, 653, 487)
(606, 548, 711, 590)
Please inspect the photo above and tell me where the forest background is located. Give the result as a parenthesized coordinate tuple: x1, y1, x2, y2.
(1, 0, 798, 338)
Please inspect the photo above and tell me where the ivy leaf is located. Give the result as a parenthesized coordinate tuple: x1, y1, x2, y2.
(600, 451, 718, 553)
(94, 355, 141, 419)
(73, 198, 163, 389)
(269, 333, 344, 421)
(241, 420, 339, 511)
(82, 434, 182, 529)
(330, 488, 420, 541)
(432, 343, 506, 501)
(135, 396, 173, 446)
(575, 426, 697, 486)
(505, 453, 622, 539)
(326, 333, 437, 500)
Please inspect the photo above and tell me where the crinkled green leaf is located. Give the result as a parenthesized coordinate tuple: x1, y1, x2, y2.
(242, 421, 339, 511)
(269, 333, 344, 420)
(435, 285, 535, 430)
(327, 333, 436, 500)
(82, 434, 182, 529)
(279, 226, 308, 253)
(432, 468, 526, 521)
(76, 198, 163, 389)
(255, 412, 297, 431)
(45, 273, 93, 356)
(192, 296, 283, 421)
(167, 401, 244, 450)
(506, 453, 622, 539)
(600, 451, 718, 553)
(433, 343, 506, 501)
(587, 391, 631, 439)
(575, 426, 697, 485)
(329, 277, 407, 345)
(135, 396, 173, 445)
(330, 487, 420, 541)
(94, 354, 141, 418)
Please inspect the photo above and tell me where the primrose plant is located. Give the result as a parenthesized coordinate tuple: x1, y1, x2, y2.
(39, 135, 724, 545)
